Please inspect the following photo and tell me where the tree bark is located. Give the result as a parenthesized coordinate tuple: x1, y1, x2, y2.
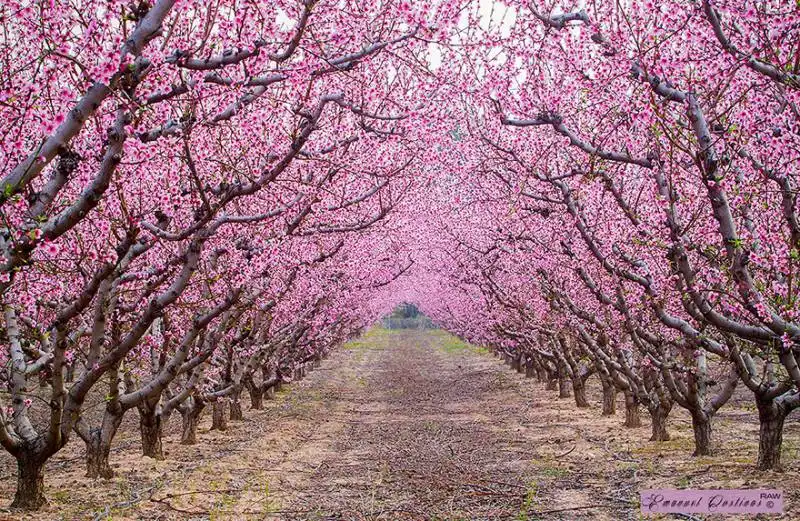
(558, 373, 571, 399)
(571, 377, 589, 408)
(11, 455, 47, 510)
(211, 400, 227, 431)
(525, 360, 536, 378)
(690, 411, 713, 456)
(180, 400, 204, 445)
(601, 379, 616, 416)
(230, 391, 244, 421)
(623, 391, 641, 428)
(756, 398, 787, 470)
(537, 367, 548, 383)
(648, 404, 671, 441)
(85, 436, 115, 479)
(84, 411, 123, 479)
(511, 353, 521, 372)
(248, 381, 264, 410)
(139, 408, 164, 460)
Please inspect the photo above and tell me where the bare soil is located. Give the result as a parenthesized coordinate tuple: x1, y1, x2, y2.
(1, 328, 798, 520)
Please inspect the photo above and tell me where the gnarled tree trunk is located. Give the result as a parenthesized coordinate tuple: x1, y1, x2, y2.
(524, 358, 536, 378)
(756, 398, 787, 470)
(84, 412, 124, 479)
(248, 380, 264, 410)
(558, 372, 571, 399)
(11, 453, 47, 510)
(690, 411, 713, 456)
(180, 399, 205, 445)
(230, 390, 244, 421)
(648, 403, 671, 442)
(85, 437, 114, 479)
(623, 391, 641, 428)
(601, 379, 616, 416)
(537, 366, 548, 383)
(211, 400, 227, 431)
(138, 407, 164, 460)
(571, 376, 589, 408)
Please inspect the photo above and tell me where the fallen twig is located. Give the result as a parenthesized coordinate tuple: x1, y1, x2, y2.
(92, 483, 159, 521)
(555, 444, 576, 458)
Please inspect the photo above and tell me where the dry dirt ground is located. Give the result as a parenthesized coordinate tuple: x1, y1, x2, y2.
(1, 327, 799, 520)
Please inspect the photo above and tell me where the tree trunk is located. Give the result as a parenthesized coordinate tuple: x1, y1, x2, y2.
(546, 377, 558, 391)
(525, 360, 536, 378)
(601, 380, 616, 416)
(85, 411, 123, 479)
(690, 411, 713, 456)
(180, 401, 204, 445)
(85, 436, 114, 479)
(248, 382, 264, 410)
(510, 354, 521, 372)
(537, 367, 548, 383)
(139, 408, 164, 460)
(211, 401, 227, 431)
(11, 455, 47, 510)
(230, 392, 243, 421)
(623, 392, 641, 428)
(648, 404, 671, 442)
(756, 399, 787, 470)
(571, 377, 589, 408)
(558, 374, 571, 399)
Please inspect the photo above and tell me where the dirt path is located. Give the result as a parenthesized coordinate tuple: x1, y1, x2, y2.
(266, 328, 544, 519)
(2, 328, 798, 520)
(132, 327, 641, 520)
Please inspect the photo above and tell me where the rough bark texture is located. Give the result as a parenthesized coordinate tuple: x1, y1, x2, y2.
(623, 392, 641, 428)
(571, 377, 589, 408)
(756, 399, 786, 470)
(558, 374, 571, 399)
(525, 362, 536, 378)
(180, 402, 204, 445)
(691, 412, 713, 456)
(537, 367, 548, 383)
(648, 405, 671, 442)
(11, 455, 47, 510)
(84, 411, 124, 479)
(211, 401, 228, 431)
(248, 383, 264, 410)
(85, 437, 115, 479)
(510, 354, 521, 372)
(601, 380, 616, 416)
(139, 409, 164, 460)
(230, 393, 244, 421)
